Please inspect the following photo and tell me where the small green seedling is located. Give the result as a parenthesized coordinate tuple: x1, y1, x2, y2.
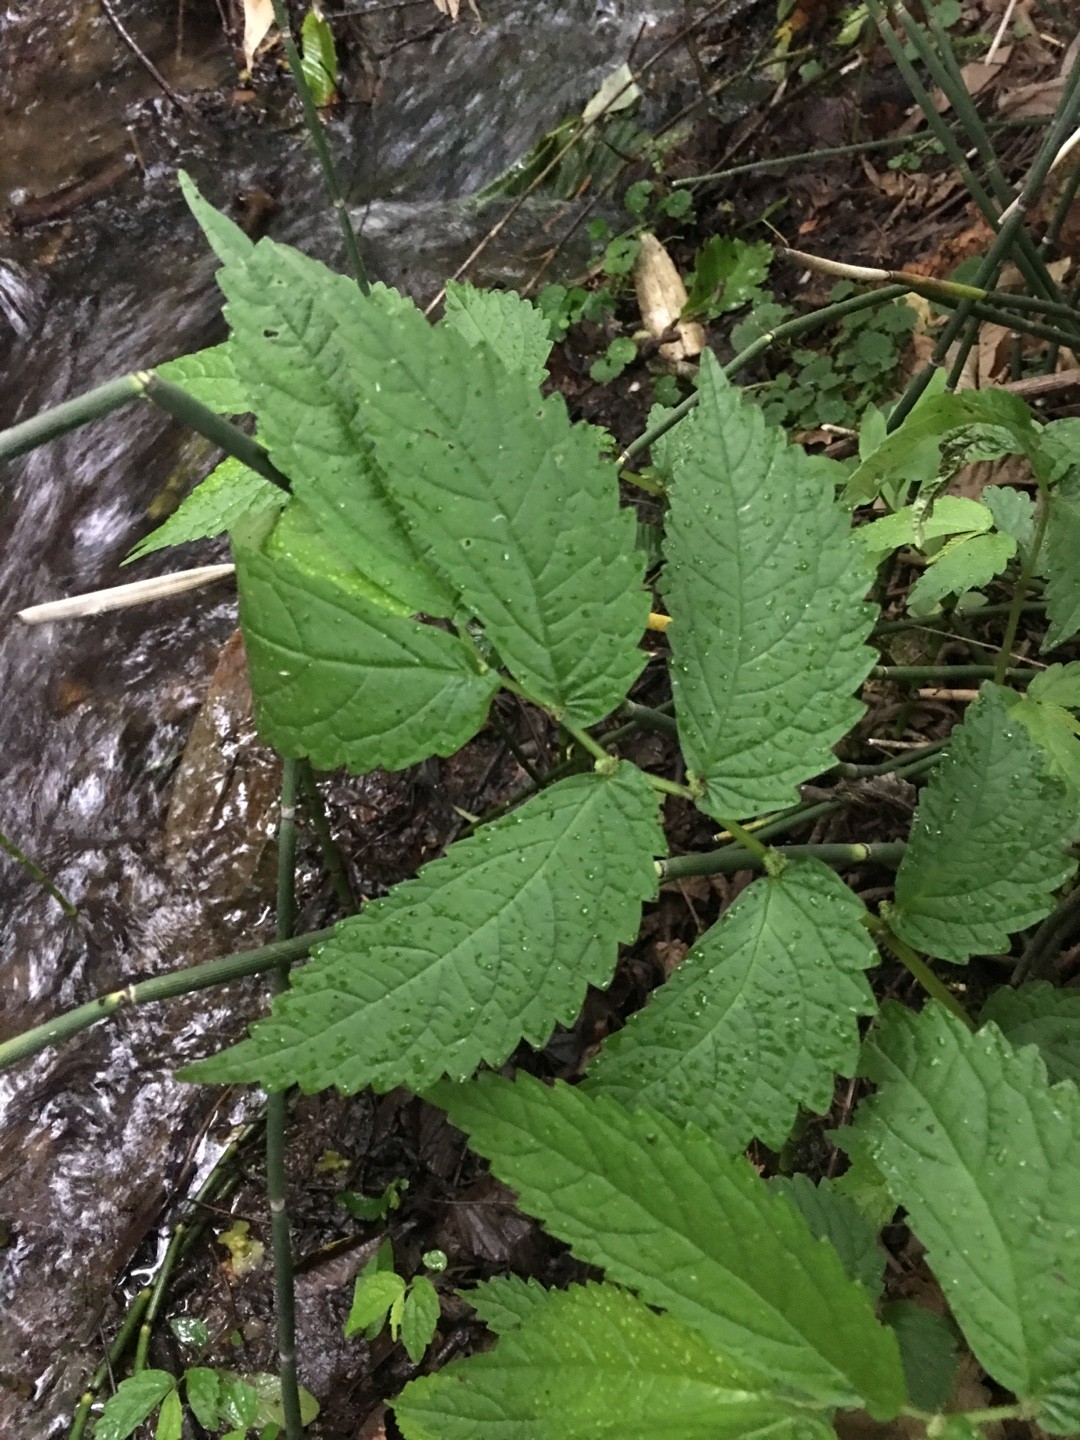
(345, 1243, 445, 1365)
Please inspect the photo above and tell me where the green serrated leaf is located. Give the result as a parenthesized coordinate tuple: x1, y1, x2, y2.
(401, 1276, 441, 1363)
(858, 496, 992, 559)
(981, 982, 1080, 1086)
(345, 1271, 407, 1336)
(95, 1371, 176, 1440)
(682, 236, 771, 319)
(662, 353, 876, 819)
(889, 685, 1076, 963)
(263, 498, 415, 615)
(1004, 692, 1080, 805)
(219, 1375, 259, 1430)
(125, 457, 284, 562)
(842, 385, 1037, 508)
(463, 1276, 551, 1335)
(442, 281, 552, 388)
(300, 6, 337, 106)
(183, 765, 662, 1093)
(179, 171, 255, 268)
(156, 343, 248, 414)
(846, 1001, 1080, 1433)
(1029, 662, 1080, 708)
(155, 1388, 182, 1440)
(212, 242, 454, 616)
(217, 237, 647, 724)
(771, 1174, 885, 1299)
(907, 530, 1016, 616)
(1044, 473, 1080, 650)
(882, 1301, 959, 1412)
(235, 541, 498, 773)
(184, 1367, 221, 1431)
(244, 1372, 319, 1428)
(983, 486, 1035, 561)
(832, 1150, 896, 1230)
(394, 1281, 838, 1440)
(431, 1076, 905, 1414)
(1036, 418, 1080, 486)
(586, 861, 877, 1149)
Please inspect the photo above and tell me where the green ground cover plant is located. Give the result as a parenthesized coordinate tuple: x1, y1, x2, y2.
(4, 4, 1080, 1437)
(5, 167, 1080, 1438)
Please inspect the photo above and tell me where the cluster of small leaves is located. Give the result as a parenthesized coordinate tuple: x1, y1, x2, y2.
(738, 281, 917, 430)
(392, 1011, 1080, 1437)
(95, 1364, 318, 1440)
(122, 178, 1080, 1439)
(345, 1241, 444, 1365)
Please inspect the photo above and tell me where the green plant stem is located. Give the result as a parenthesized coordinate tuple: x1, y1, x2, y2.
(833, 739, 949, 778)
(562, 720, 611, 765)
(871, 664, 1036, 684)
(779, 251, 1080, 350)
(714, 816, 770, 863)
(102, 1122, 253, 1402)
(994, 484, 1051, 686)
(869, 0, 1060, 303)
(0, 827, 77, 916)
(618, 285, 909, 464)
(675, 116, 1050, 187)
(0, 926, 337, 1073)
(889, 49, 1080, 427)
(618, 701, 678, 736)
(0, 369, 292, 491)
(0, 374, 141, 462)
(660, 840, 905, 881)
(268, 0, 368, 293)
(1012, 881, 1080, 983)
(68, 1288, 153, 1440)
(267, 758, 303, 1440)
(135, 372, 292, 490)
(299, 760, 358, 912)
(646, 773, 698, 802)
(740, 796, 848, 843)
(488, 709, 545, 785)
(872, 919, 975, 1029)
(872, 601, 1046, 636)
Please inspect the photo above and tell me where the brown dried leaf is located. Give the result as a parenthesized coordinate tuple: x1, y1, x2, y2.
(242, 0, 275, 69)
(632, 231, 704, 366)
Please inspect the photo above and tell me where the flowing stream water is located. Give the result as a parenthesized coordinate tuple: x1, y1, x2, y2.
(0, 1, 745, 1431)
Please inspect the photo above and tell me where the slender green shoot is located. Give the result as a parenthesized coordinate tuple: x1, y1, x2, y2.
(266, 757, 303, 1440)
(268, 0, 368, 293)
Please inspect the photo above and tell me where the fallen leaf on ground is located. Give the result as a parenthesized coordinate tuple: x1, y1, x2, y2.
(242, 0, 275, 69)
(633, 232, 704, 366)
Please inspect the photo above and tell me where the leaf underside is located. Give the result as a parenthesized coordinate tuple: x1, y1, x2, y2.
(889, 685, 1076, 963)
(393, 1282, 837, 1440)
(585, 860, 877, 1150)
(183, 765, 662, 1094)
(848, 1002, 1080, 1433)
(217, 238, 647, 725)
(663, 352, 876, 819)
(431, 1075, 905, 1417)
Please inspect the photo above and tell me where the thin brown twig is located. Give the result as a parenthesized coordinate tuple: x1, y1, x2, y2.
(98, 0, 202, 122)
